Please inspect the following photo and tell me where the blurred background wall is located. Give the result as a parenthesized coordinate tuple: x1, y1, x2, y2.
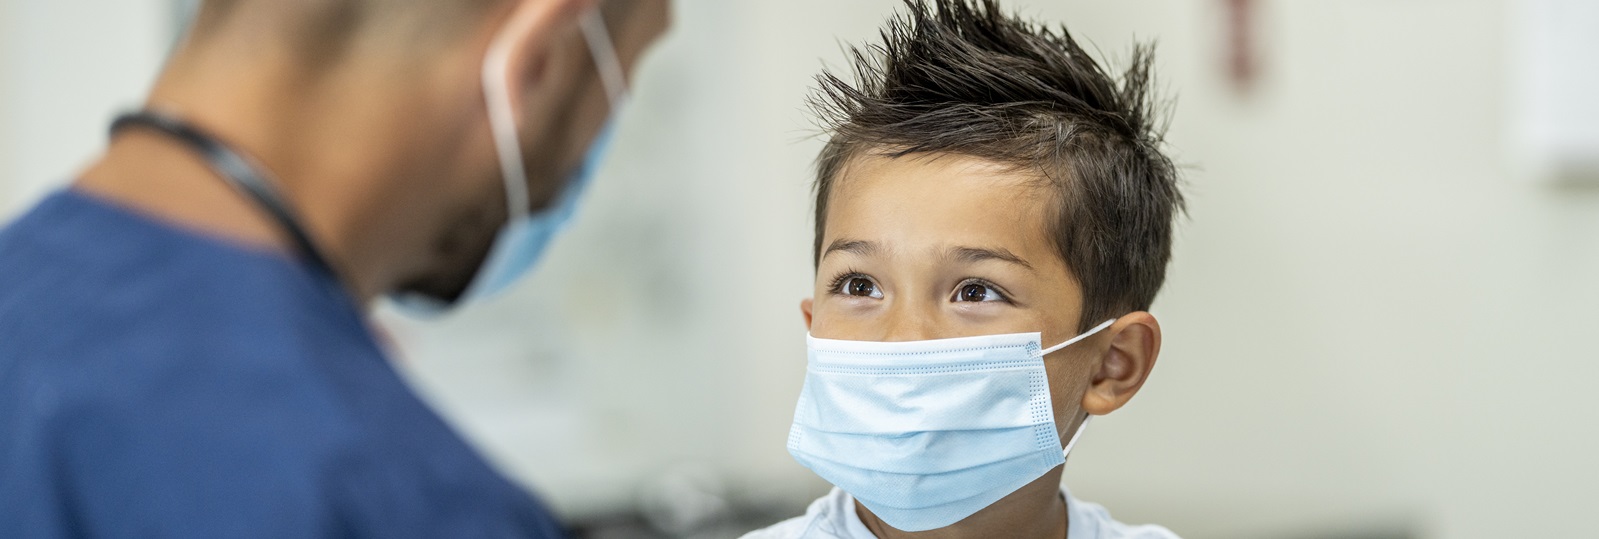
(2, 1, 1596, 538)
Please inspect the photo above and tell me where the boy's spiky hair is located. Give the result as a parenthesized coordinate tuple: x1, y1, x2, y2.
(810, 0, 1184, 330)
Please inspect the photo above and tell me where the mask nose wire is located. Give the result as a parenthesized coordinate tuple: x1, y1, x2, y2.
(579, 9, 630, 108)
(1036, 318, 1116, 358)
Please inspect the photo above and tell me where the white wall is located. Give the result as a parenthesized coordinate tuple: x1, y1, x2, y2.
(4, 1, 1596, 538)
(1032, 2, 1599, 538)
(0, 0, 171, 215)
(0, 0, 14, 205)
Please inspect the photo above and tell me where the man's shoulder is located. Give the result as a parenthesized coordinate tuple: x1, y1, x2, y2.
(0, 189, 380, 410)
(0, 189, 345, 357)
(0, 188, 553, 535)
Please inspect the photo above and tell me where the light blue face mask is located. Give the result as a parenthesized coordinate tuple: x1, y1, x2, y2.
(787, 319, 1114, 532)
(394, 9, 628, 315)
(454, 119, 619, 303)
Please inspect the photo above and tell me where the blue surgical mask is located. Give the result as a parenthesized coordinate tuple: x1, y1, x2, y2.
(787, 319, 1114, 532)
(394, 9, 629, 314)
(454, 120, 619, 302)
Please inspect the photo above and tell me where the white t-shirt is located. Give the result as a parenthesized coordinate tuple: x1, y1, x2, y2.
(741, 486, 1179, 539)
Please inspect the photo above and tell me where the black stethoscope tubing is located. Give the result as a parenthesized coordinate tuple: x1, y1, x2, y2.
(109, 111, 338, 281)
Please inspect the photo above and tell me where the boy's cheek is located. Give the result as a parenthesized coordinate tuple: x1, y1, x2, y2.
(806, 307, 876, 341)
(1045, 352, 1096, 439)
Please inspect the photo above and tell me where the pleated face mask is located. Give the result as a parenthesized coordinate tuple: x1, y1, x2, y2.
(787, 319, 1112, 532)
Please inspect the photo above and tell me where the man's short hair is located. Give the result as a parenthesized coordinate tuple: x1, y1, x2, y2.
(188, 0, 502, 65)
(810, 0, 1184, 331)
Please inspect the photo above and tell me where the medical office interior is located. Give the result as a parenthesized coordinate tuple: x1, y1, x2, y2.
(2, 0, 1597, 538)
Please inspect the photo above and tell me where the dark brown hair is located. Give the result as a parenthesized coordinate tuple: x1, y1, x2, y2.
(810, 0, 1184, 331)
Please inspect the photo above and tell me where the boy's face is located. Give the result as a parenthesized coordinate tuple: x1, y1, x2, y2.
(804, 152, 1100, 445)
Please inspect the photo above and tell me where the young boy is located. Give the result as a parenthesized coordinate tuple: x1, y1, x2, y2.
(744, 1, 1183, 538)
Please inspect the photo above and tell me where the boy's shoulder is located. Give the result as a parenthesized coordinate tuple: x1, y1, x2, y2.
(741, 487, 1181, 539)
(741, 488, 862, 539)
(1064, 487, 1182, 539)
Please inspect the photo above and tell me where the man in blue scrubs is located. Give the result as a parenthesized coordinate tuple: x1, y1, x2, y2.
(0, 0, 668, 536)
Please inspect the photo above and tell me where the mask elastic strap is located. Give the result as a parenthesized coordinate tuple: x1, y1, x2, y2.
(1062, 415, 1092, 457)
(580, 10, 630, 107)
(481, 7, 623, 224)
(1036, 319, 1116, 357)
(481, 11, 535, 221)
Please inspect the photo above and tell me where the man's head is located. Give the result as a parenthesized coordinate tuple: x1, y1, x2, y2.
(801, 0, 1181, 438)
(158, 0, 670, 302)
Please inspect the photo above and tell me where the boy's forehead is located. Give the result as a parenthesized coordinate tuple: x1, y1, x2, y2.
(833, 152, 1043, 199)
(825, 152, 1058, 257)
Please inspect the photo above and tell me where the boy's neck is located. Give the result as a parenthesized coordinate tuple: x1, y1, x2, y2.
(856, 466, 1069, 539)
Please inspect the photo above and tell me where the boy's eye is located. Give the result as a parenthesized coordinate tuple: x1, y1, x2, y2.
(836, 276, 884, 299)
(953, 281, 1007, 303)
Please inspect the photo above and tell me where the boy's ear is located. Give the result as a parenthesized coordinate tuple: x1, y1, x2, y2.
(800, 298, 814, 330)
(1080, 312, 1162, 416)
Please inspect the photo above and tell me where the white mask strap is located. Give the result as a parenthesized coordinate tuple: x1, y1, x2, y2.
(481, 8, 626, 223)
(481, 11, 534, 221)
(1037, 319, 1115, 357)
(579, 9, 630, 106)
(1062, 415, 1092, 457)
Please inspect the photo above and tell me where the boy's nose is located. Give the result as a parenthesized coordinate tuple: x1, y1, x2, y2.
(878, 301, 940, 342)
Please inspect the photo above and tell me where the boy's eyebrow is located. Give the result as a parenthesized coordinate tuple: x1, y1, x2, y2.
(947, 246, 1036, 272)
(822, 238, 878, 259)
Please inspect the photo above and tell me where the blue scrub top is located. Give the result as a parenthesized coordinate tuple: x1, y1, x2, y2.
(0, 190, 567, 538)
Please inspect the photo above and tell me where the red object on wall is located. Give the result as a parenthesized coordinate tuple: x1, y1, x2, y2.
(1226, 0, 1257, 92)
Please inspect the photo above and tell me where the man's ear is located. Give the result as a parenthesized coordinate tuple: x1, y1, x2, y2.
(488, 0, 600, 117)
(1080, 312, 1162, 416)
(800, 298, 814, 330)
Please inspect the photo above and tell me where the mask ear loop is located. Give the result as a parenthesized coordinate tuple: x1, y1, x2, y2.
(482, 8, 625, 225)
(481, 10, 535, 221)
(1061, 415, 1092, 457)
(1035, 320, 1112, 457)
(1036, 318, 1116, 357)
(579, 9, 630, 107)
